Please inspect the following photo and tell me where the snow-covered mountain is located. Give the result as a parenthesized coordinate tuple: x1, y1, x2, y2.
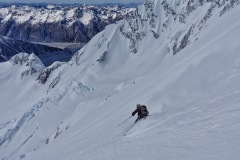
(0, 36, 73, 66)
(1, 0, 240, 160)
(0, 4, 135, 43)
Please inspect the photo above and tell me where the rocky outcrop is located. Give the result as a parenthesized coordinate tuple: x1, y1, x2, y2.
(119, 0, 240, 55)
(37, 61, 65, 84)
(10, 53, 45, 79)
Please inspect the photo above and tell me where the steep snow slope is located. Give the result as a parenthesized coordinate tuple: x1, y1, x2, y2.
(0, 53, 60, 123)
(1, 0, 240, 160)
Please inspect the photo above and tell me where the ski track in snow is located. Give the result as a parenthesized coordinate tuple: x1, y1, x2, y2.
(1, 0, 240, 160)
(69, 94, 240, 160)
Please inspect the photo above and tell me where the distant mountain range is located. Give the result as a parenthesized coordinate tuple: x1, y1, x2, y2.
(0, 3, 135, 43)
(92, 3, 141, 7)
(0, 2, 141, 8)
(0, 3, 134, 65)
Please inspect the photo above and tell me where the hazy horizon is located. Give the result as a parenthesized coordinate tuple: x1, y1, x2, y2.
(0, 0, 145, 4)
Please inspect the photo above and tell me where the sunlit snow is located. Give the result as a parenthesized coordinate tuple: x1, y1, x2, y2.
(1, 0, 240, 160)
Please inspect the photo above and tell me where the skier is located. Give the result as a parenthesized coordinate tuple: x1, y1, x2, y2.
(132, 104, 149, 122)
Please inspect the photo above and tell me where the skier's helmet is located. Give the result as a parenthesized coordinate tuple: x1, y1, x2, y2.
(136, 104, 141, 108)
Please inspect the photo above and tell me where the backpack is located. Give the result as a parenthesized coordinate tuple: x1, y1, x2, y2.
(139, 105, 148, 117)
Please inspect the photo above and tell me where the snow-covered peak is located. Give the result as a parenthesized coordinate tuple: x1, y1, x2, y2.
(10, 52, 29, 65)
(10, 53, 45, 79)
(46, 4, 56, 9)
(26, 53, 45, 73)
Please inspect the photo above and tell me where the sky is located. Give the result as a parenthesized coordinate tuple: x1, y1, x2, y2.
(0, 0, 145, 4)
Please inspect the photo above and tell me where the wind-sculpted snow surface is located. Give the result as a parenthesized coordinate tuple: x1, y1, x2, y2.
(1, 0, 240, 160)
(0, 97, 51, 147)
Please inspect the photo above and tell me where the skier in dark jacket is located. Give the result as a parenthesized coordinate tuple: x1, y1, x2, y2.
(132, 104, 149, 122)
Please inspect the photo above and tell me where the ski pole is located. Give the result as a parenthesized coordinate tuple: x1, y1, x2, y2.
(118, 116, 132, 126)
